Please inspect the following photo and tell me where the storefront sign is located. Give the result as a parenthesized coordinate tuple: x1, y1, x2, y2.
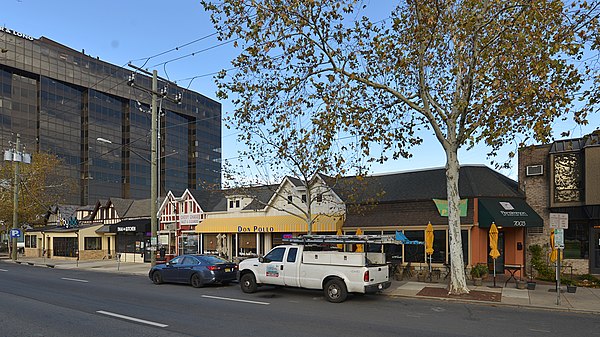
(117, 226, 137, 232)
(0, 26, 34, 41)
(550, 213, 569, 229)
(433, 199, 468, 217)
(179, 213, 202, 226)
(237, 226, 275, 233)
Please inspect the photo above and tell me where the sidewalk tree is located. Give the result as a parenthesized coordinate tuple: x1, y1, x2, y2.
(203, 0, 596, 294)
(0, 152, 68, 230)
(221, 120, 362, 234)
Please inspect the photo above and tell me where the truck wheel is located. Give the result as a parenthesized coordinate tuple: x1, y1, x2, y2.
(324, 279, 347, 303)
(240, 273, 258, 293)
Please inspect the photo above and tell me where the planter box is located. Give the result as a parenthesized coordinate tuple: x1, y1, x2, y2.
(472, 277, 483, 286)
(567, 285, 577, 293)
(527, 282, 536, 290)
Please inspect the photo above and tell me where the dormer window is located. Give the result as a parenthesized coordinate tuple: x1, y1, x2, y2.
(316, 194, 323, 203)
(301, 194, 307, 203)
(236, 200, 240, 208)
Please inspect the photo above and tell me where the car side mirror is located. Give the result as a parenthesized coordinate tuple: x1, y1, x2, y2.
(258, 257, 264, 263)
(165, 262, 171, 266)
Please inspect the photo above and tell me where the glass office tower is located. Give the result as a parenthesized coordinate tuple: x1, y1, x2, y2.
(0, 29, 221, 205)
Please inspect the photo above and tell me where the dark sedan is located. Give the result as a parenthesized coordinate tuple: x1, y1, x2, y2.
(149, 254, 238, 288)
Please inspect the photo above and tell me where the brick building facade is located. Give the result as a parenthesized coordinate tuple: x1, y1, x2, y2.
(519, 131, 600, 275)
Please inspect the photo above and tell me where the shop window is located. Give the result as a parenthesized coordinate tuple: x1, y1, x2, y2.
(383, 230, 402, 261)
(180, 234, 199, 255)
(116, 234, 144, 253)
(272, 234, 284, 247)
(365, 230, 382, 252)
(404, 230, 425, 263)
(25, 235, 37, 248)
(554, 153, 584, 203)
(564, 223, 589, 259)
(203, 234, 218, 254)
(239, 233, 257, 257)
(432, 230, 446, 263)
(84, 237, 102, 250)
(53, 237, 78, 257)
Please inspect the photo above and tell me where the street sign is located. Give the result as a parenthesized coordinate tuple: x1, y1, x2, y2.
(9, 229, 21, 238)
(549, 213, 569, 229)
(554, 229, 565, 249)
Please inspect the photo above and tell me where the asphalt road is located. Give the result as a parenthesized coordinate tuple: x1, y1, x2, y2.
(0, 261, 598, 337)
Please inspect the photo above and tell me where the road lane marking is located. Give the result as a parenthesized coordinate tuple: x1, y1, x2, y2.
(0, 268, 7, 272)
(96, 310, 168, 328)
(61, 277, 89, 283)
(201, 295, 270, 305)
(529, 329, 551, 333)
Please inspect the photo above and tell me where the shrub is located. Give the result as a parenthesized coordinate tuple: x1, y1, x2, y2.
(528, 244, 553, 280)
(470, 263, 489, 278)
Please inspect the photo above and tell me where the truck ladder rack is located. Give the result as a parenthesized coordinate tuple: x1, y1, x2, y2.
(283, 234, 423, 245)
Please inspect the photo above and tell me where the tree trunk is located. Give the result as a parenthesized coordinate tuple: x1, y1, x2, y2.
(446, 148, 470, 294)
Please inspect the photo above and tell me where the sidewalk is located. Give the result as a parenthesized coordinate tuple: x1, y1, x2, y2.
(3, 256, 600, 314)
(385, 277, 600, 314)
(2, 256, 151, 276)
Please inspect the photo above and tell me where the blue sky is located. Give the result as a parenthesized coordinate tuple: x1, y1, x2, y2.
(2, 0, 598, 181)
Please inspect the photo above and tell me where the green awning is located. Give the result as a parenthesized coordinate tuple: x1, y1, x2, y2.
(478, 198, 543, 228)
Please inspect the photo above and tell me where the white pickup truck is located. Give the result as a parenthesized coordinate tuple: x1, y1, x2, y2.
(237, 244, 391, 302)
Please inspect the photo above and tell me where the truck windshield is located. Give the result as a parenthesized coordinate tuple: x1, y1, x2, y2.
(264, 247, 285, 262)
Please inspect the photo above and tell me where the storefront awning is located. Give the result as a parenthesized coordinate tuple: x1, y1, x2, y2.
(195, 215, 343, 233)
(478, 198, 543, 228)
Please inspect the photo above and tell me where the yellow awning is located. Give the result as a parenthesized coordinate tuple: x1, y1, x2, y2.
(196, 215, 343, 233)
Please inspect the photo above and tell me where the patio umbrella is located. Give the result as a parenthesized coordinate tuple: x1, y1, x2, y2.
(355, 228, 364, 252)
(336, 228, 343, 250)
(489, 222, 500, 287)
(425, 222, 434, 280)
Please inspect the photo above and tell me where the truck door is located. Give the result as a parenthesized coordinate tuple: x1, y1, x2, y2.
(257, 246, 286, 286)
(283, 247, 300, 287)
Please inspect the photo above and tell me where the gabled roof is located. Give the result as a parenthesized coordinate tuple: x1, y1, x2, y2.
(189, 189, 227, 212)
(123, 198, 151, 218)
(48, 204, 80, 220)
(108, 198, 135, 217)
(331, 165, 521, 204)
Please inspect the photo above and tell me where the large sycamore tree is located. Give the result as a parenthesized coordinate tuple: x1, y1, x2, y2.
(203, 0, 596, 294)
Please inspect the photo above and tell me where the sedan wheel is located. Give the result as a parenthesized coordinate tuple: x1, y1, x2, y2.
(152, 271, 163, 285)
(191, 273, 204, 288)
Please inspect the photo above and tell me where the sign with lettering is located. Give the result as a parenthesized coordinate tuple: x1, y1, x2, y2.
(117, 226, 137, 232)
(9, 229, 21, 238)
(550, 213, 569, 229)
(0, 27, 34, 41)
(179, 213, 202, 226)
(554, 229, 564, 249)
(237, 226, 275, 233)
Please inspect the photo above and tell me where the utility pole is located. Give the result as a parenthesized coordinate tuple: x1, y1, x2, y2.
(150, 69, 158, 267)
(11, 134, 20, 261)
(127, 64, 181, 267)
